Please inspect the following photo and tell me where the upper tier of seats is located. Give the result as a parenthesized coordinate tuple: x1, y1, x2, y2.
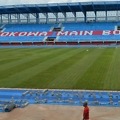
(4, 24, 52, 32)
(0, 22, 120, 42)
(63, 22, 118, 31)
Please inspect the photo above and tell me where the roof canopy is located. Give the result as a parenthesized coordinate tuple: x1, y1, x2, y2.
(0, 1, 120, 14)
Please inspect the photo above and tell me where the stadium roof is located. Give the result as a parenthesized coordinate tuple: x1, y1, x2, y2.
(0, 1, 120, 14)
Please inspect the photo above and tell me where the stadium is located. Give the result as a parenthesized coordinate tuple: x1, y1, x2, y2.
(0, 0, 120, 120)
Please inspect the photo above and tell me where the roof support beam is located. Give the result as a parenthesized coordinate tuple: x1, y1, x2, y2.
(24, 6, 31, 13)
(36, 6, 43, 13)
(79, 3, 85, 14)
(36, 6, 47, 17)
(0, 2, 120, 15)
(67, 4, 75, 16)
(57, 5, 63, 13)
(48, 5, 54, 13)
(13, 6, 21, 13)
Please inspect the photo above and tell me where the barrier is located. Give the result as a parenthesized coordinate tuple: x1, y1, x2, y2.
(4, 103, 16, 112)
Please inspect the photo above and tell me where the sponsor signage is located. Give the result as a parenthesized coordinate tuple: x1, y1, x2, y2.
(0, 30, 120, 36)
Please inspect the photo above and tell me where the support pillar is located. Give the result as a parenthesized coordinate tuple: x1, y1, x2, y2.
(17, 14, 20, 23)
(36, 13, 39, 24)
(84, 12, 87, 22)
(105, 11, 107, 21)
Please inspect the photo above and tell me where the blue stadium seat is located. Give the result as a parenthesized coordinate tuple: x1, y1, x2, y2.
(0, 22, 120, 43)
(59, 22, 120, 42)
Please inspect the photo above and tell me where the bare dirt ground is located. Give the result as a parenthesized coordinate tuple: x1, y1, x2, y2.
(0, 104, 120, 120)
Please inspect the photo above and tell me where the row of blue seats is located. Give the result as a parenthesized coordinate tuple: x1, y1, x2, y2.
(59, 35, 120, 41)
(0, 94, 115, 100)
(63, 22, 120, 30)
(0, 89, 119, 99)
(0, 36, 44, 42)
(1, 90, 119, 96)
(4, 24, 53, 32)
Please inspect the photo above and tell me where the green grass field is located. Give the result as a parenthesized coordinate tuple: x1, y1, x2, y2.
(0, 47, 120, 90)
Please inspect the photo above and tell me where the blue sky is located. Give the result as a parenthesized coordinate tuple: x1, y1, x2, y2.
(0, 0, 119, 6)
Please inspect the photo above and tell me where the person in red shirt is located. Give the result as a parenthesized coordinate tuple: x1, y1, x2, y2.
(83, 101, 89, 120)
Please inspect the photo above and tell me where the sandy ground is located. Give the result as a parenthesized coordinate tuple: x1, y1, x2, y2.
(0, 104, 120, 120)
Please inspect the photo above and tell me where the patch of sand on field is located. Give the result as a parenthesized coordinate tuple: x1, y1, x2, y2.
(0, 105, 120, 120)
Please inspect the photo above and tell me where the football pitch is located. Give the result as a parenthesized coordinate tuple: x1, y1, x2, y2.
(0, 47, 120, 91)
